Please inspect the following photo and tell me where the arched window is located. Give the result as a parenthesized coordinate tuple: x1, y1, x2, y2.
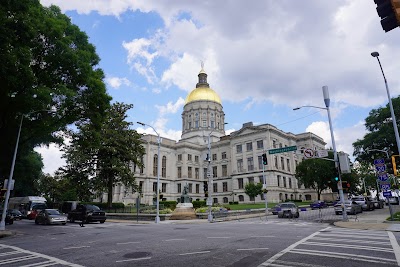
(153, 154, 158, 176)
(223, 197, 228, 203)
(213, 198, 218, 204)
(162, 156, 166, 177)
(239, 195, 244, 202)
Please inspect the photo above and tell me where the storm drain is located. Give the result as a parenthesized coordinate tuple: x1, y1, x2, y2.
(123, 251, 152, 259)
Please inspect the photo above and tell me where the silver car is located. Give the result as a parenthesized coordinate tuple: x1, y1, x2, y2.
(277, 203, 299, 218)
(334, 201, 362, 215)
(35, 209, 67, 225)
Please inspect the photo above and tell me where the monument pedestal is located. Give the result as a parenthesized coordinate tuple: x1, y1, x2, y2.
(170, 203, 197, 220)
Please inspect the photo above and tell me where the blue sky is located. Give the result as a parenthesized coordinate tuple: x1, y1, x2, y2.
(36, 0, 400, 174)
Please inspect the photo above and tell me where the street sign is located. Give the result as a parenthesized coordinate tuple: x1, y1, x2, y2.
(303, 148, 314, 158)
(383, 191, 392, 197)
(374, 158, 385, 165)
(379, 180, 391, 185)
(380, 184, 391, 191)
(377, 173, 389, 181)
(375, 165, 386, 173)
(268, 146, 297, 155)
(315, 150, 328, 158)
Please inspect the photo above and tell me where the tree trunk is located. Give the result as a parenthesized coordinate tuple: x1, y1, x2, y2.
(107, 174, 114, 208)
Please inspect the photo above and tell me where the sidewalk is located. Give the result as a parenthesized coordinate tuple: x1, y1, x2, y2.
(333, 206, 400, 231)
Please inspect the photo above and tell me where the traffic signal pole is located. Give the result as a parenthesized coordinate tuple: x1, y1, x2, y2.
(262, 160, 268, 220)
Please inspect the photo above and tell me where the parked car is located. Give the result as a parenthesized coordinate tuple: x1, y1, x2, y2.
(271, 204, 282, 215)
(310, 201, 327, 209)
(68, 204, 106, 224)
(352, 196, 375, 211)
(0, 210, 14, 225)
(367, 196, 385, 209)
(35, 209, 67, 225)
(9, 209, 23, 220)
(277, 202, 299, 218)
(334, 200, 362, 215)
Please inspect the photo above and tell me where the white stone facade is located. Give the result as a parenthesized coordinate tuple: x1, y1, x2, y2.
(103, 69, 327, 205)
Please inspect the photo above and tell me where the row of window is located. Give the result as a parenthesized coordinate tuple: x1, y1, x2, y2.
(236, 140, 264, 153)
(177, 165, 229, 179)
(177, 152, 228, 162)
(236, 176, 293, 189)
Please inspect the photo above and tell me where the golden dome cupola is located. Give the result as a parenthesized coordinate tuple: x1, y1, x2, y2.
(185, 68, 221, 105)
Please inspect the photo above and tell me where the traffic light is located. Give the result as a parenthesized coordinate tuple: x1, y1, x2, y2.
(393, 155, 400, 176)
(342, 181, 350, 190)
(262, 153, 267, 165)
(385, 157, 394, 174)
(374, 0, 400, 32)
(334, 167, 339, 182)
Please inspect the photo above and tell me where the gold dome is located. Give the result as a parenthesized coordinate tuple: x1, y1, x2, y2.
(185, 87, 221, 105)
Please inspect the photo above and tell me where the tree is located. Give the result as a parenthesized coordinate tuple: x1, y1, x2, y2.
(353, 97, 400, 162)
(295, 154, 336, 200)
(244, 182, 263, 203)
(0, 1, 111, 195)
(61, 103, 145, 207)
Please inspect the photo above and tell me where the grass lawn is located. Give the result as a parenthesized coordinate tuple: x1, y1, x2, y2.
(225, 201, 313, 210)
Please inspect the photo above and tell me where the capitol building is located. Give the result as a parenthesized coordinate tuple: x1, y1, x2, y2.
(106, 68, 326, 205)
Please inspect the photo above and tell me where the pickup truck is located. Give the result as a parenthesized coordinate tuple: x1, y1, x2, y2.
(68, 204, 106, 224)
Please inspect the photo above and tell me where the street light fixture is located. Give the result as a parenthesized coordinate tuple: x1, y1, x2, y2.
(293, 86, 348, 221)
(371, 52, 400, 156)
(137, 121, 161, 224)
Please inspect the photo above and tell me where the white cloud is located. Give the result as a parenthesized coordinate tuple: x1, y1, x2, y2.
(34, 143, 66, 175)
(155, 97, 185, 116)
(106, 76, 131, 89)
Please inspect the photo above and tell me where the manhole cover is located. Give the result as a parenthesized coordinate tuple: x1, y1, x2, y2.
(123, 252, 152, 259)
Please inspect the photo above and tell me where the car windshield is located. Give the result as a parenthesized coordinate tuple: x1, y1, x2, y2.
(47, 209, 61, 215)
(32, 203, 47, 210)
(85, 205, 100, 211)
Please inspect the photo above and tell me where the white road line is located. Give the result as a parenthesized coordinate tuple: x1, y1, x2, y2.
(0, 255, 39, 265)
(0, 244, 83, 266)
(164, 239, 186, 242)
(311, 236, 391, 246)
(19, 261, 54, 267)
(318, 233, 388, 240)
(63, 245, 90, 250)
(258, 226, 331, 266)
(0, 251, 22, 256)
(274, 259, 327, 267)
(116, 257, 151, 263)
(388, 231, 400, 266)
(179, 251, 210, 256)
(302, 241, 393, 252)
(237, 248, 269, 251)
(116, 241, 140, 245)
(290, 248, 396, 264)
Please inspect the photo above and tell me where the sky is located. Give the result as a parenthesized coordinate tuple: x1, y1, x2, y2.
(35, 0, 400, 174)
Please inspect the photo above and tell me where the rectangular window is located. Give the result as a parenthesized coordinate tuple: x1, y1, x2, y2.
(258, 155, 263, 170)
(281, 157, 285, 170)
(247, 157, 254, 171)
(178, 167, 182, 178)
(223, 182, 228, 192)
(195, 155, 199, 162)
(178, 154, 182, 161)
(196, 184, 200, 193)
(162, 183, 167, 193)
(237, 159, 243, 172)
(213, 183, 218, 193)
(283, 177, 287, 187)
(178, 183, 181, 193)
(277, 175, 280, 187)
(188, 167, 192, 178)
(195, 168, 199, 179)
(189, 183, 193, 193)
(188, 154, 192, 161)
(204, 168, 208, 179)
(289, 178, 292, 188)
(246, 142, 253, 151)
(222, 165, 227, 176)
(139, 181, 143, 193)
(211, 121, 215, 128)
(212, 154, 217, 161)
(203, 120, 206, 127)
(259, 175, 264, 184)
(153, 182, 157, 192)
(287, 159, 290, 172)
(248, 177, 254, 184)
(273, 140, 277, 148)
(221, 152, 227, 159)
(238, 178, 244, 189)
(274, 156, 278, 168)
(195, 121, 199, 128)
(236, 144, 242, 153)
(213, 166, 217, 178)
(257, 140, 263, 149)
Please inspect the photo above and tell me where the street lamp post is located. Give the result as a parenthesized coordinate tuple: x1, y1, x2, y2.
(293, 86, 348, 221)
(371, 52, 400, 156)
(0, 115, 23, 231)
(137, 122, 161, 224)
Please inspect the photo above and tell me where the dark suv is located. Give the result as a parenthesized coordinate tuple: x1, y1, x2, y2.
(68, 204, 106, 224)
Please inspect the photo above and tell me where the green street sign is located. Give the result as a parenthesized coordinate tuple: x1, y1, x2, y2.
(268, 146, 297, 155)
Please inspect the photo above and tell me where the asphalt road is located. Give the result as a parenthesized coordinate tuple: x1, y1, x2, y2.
(1, 215, 400, 267)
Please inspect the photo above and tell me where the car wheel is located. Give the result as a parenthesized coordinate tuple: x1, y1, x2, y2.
(62, 223, 66, 225)
(100, 220, 105, 224)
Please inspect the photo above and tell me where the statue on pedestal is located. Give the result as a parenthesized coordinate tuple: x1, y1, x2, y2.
(180, 184, 191, 203)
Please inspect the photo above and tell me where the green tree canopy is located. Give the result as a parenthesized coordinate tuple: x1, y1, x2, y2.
(244, 182, 263, 203)
(0, 0, 111, 195)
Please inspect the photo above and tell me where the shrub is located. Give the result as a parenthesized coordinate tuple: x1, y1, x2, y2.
(160, 201, 177, 210)
(229, 201, 239, 205)
(192, 200, 207, 209)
